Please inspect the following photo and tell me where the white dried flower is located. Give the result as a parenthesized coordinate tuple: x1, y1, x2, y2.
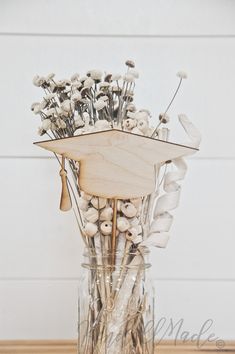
(159, 113, 170, 124)
(41, 119, 52, 131)
(123, 118, 137, 131)
(46, 107, 56, 116)
(134, 111, 149, 121)
(74, 115, 84, 128)
(99, 95, 109, 102)
(89, 70, 102, 81)
(99, 82, 110, 89)
(125, 60, 135, 68)
(71, 73, 80, 82)
(111, 74, 122, 81)
(71, 92, 82, 102)
(72, 81, 82, 89)
(61, 99, 74, 112)
(123, 74, 135, 83)
(137, 119, 149, 134)
(33, 75, 45, 87)
(84, 77, 95, 88)
(94, 120, 111, 130)
(46, 73, 55, 81)
(94, 99, 107, 111)
(100, 221, 112, 236)
(44, 93, 56, 101)
(31, 102, 41, 114)
(126, 103, 136, 112)
(56, 118, 67, 129)
(177, 71, 187, 79)
(128, 69, 139, 79)
(139, 109, 151, 117)
(38, 127, 45, 136)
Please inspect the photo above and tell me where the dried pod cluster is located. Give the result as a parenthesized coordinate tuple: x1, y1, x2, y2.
(78, 192, 143, 245)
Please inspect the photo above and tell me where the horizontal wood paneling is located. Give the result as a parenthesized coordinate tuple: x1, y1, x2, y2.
(0, 158, 234, 279)
(0, 36, 234, 157)
(0, 0, 235, 36)
(0, 280, 234, 340)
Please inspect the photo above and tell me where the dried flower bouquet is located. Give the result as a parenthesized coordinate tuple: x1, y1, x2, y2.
(32, 60, 201, 353)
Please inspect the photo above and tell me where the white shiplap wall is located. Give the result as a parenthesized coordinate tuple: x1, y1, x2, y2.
(0, 0, 235, 341)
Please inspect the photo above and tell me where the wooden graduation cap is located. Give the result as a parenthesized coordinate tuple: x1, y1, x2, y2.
(34, 129, 197, 200)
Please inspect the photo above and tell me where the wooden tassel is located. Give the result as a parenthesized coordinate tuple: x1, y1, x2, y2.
(59, 156, 72, 211)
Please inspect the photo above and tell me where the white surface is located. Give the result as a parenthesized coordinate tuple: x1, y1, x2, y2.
(0, 0, 234, 341)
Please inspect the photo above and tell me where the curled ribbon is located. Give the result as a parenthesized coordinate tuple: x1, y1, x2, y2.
(140, 115, 201, 248)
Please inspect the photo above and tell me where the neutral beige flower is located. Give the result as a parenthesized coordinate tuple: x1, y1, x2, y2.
(123, 118, 137, 131)
(128, 69, 139, 79)
(61, 99, 75, 112)
(84, 77, 95, 88)
(71, 92, 82, 102)
(111, 74, 122, 81)
(177, 71, 187, 79)
(71, 73, 80, 82)
(74, 116, 85, 128)
(123, 74, 135, 83)
(94, 99, 107, 111)
(159, 113, 170, 124)
(41, 119, 52, 131)
(94, 120, 110, 130)
(89, 70, 103, 81)
(125, 60, 135, 68)
(56, 118, 66, 129)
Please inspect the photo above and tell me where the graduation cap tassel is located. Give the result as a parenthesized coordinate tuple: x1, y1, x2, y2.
(59, 156, 72, 212)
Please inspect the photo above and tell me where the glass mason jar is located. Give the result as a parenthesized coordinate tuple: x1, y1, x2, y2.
(78, 248, 155, 354)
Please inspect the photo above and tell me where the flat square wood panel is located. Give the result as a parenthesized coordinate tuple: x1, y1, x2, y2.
(34, 129, 197, 199)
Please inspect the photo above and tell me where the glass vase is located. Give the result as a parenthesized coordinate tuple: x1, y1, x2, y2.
(78, 248, 155, 354)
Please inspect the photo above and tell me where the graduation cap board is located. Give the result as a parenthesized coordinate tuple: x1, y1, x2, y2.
(34, 129, 197, 199)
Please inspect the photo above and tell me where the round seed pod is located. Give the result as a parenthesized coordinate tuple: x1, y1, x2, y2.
(84, 207, 99, 223)
(81, 191, 93, 201)
(100, 221, 112, 236)
(91, 197, 107, 209)
(100, 207, 113, 221)
(121, 202, 137, 218)
(77, 197, 89, 211)
(125, 226, 138, 241)
(130, 198, 142, 208)
(84, 222, 98, 237)
(117, 217, 130, 232)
